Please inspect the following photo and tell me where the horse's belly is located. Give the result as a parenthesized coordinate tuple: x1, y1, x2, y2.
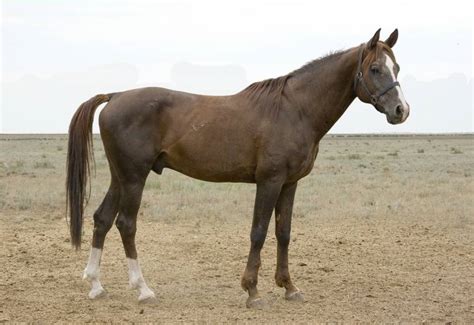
(164, 156, 256, 183)
(168, 163, 256, 183)
(158, 140, 257, 183)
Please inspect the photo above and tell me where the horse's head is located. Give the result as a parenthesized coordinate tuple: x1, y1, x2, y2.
(354, 28, 410, 124)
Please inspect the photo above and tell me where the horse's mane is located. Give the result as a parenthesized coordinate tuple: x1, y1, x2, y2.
(290, 49, 347, 75)
(238, 74, 290, 118)
(240, 49, 349, 114)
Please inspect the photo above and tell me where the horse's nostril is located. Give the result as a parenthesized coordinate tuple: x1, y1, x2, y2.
(395, 105, 403, 117)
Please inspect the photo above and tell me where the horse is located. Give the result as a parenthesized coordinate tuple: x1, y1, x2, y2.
(66, 28, 409, 308)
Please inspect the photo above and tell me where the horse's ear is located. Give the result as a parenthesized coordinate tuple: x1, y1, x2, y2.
(385, 29, 398, 48)
(367, 28, 381, 50)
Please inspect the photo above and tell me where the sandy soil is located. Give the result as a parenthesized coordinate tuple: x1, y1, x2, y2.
(1, 134, 473, 323)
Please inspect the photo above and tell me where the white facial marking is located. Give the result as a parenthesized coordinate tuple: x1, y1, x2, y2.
(127, 258, 155, 301)
(384, 53, 408, 108)
(83, 248, 106, 299)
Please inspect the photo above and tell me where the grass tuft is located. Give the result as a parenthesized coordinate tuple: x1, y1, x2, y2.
(34, 161, 55, 169)
(347, 154, 362, 160)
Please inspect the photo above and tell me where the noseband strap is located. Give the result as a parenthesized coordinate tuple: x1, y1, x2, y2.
(354, 44, 399, 107)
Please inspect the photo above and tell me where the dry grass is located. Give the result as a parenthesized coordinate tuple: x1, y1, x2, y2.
(0, 134, 473, 323)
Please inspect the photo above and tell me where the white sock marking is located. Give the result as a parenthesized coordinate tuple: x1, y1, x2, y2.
(83, 248, 106, 299)
(127, 258, 155, 301)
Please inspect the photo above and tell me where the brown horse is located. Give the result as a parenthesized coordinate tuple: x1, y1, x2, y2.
(67, 29, 409, 307)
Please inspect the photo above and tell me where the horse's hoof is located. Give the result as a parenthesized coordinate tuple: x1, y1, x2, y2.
(138, 290, 156, 304)
(88, 287, 107, 299)
(246, 297, 267, 309)
(285, 290, 304, 302)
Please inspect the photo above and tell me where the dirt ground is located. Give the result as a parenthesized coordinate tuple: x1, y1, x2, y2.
(1, 134, 473, 323)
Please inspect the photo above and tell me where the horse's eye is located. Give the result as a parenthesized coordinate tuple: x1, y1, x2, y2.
(371, 66, 380, 74)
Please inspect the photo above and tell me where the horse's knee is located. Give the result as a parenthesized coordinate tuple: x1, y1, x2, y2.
(276, 230, 290, 247)
(250, 229, 267, 250)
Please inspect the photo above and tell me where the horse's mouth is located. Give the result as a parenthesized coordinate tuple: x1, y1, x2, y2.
(386, 114, 407, 125)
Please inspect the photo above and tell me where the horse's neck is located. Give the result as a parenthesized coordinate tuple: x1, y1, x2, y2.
(288, 47, 359, 139)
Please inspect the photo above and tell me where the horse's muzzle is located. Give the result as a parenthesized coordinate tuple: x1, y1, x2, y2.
(386, 103, 410, 124)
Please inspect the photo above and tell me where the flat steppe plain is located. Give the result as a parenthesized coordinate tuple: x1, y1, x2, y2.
(1, 134, 472, 323)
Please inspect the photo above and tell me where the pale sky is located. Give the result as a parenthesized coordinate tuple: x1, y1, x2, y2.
(1, 0, 473, 133)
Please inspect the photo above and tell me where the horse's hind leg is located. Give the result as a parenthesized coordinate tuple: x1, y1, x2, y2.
(115, 177, 155, 302)
(83, 177, 120, 299)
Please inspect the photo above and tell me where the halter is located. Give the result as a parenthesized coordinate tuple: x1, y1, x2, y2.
(353, 44, 399, 109)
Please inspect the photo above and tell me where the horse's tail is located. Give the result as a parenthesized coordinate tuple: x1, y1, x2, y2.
(66, 93, 112, 250)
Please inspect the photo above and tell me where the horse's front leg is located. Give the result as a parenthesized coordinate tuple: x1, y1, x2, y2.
(241, 178, 283, 308)
(274, 182, 304, 301)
